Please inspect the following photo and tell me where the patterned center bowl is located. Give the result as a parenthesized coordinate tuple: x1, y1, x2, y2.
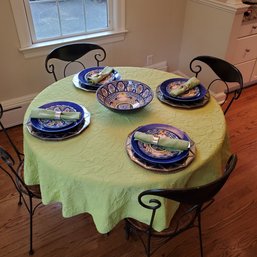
(96, 80, 154, 112)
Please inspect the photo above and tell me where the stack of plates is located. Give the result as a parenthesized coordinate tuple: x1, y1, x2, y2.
(126, 123, 196, 172)
(27, 101, 90, 141)
(73, 66, 121, 92)
(157, 78, 210, 109)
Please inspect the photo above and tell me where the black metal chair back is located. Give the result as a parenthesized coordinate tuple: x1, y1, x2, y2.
(0, 103, 23, 163)
(190, 56, 243, 114)
(0, 146, 41, 255)
(45, 42, 107, 81)
(125, 154, 238, 257)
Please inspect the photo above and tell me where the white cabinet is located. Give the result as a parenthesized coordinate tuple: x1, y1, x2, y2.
(233, 34, 257, 64)
(178, 0, 257, 87)
(233, 9, 257, 83)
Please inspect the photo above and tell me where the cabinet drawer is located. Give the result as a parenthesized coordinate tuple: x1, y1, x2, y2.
(235, 59, 255, 83)
(251, 60, 257, 82)
(239, 22, 257, 37)
(233, 34, 257, 64)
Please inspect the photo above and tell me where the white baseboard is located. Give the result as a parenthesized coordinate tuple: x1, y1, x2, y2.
(1, 93, 36, 128)
(171, 70, 189, 78)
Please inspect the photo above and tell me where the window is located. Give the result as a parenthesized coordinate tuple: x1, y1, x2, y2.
(26, 0, 110, 43)
(10, 0, 126, 58)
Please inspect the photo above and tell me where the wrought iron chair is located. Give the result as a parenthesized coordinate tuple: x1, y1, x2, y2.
(45, 42, 106, 81)
(189, 56, 243, 114)
(0, 146, 41, 255)
(0, 103, 23, 163)
(125, 154, 238, 257)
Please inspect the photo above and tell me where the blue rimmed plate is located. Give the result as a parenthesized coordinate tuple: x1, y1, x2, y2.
(78, 66, 121, 88)
(131, 124, 190, 165)
(30, 101, 85, 133)
(73, 73, 98, 92)
(160, 78, 207, 102)
(27, 105, 91, 141)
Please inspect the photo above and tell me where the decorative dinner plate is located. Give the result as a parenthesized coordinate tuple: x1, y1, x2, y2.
(30, 101, 85, 133)
(78, 66, 121, 88)
(156, 85, 210, 109)
(126, 132, 196, 173)
(27, 106, 90, 141)
(96, 80, 154, 112)
(160, 78, 207, 102)
(166, 79, 201, 99)
(131, 124, 190, 165)
(135, 128, 184, 159)
(73, 73, 97, 92)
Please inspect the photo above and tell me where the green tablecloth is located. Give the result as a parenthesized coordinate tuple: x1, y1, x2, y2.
(23, 67, 230, 233)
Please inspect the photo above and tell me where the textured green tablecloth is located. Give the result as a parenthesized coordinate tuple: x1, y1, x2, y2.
(23, 67, 230, 233)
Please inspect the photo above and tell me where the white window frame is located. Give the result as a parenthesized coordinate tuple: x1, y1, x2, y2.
(10, 0, 126, 58)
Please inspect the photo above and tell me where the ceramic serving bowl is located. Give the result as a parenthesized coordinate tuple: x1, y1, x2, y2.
(96, 80, 154, 112)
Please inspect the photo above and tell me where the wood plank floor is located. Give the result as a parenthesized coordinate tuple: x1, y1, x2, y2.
(1, 85, 257, 257)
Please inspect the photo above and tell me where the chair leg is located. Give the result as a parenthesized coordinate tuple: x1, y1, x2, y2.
(18, 192, 22, 206)
(124, 220, 131, 240)
(197, 214, 204, 257)
(28, 196, 34, 255)
(146, 232, 152, 257)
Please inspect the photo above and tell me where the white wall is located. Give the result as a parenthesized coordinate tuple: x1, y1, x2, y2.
(0, 0, 186, 103)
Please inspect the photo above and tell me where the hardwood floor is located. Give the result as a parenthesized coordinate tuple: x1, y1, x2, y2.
(1, 85, 257, 257)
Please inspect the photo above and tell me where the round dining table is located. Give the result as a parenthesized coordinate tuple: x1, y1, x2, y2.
(23, 67, 230, 233)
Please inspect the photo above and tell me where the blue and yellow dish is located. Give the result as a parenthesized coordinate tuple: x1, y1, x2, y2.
(96, 80, 154, 112)
(78, 66, 121, 90)
(30, 101, 85, 133)
(131, 123, 190, 165)
(160, 78, 207, 102)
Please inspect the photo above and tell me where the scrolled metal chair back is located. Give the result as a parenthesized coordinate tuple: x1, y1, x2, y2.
(0, 145, 41, 255)
(126, 154, 237, 257)
(0, 104, 23, 162)
(45, 42, 107, 81)
(0, 146, 31, 199)
(190, 55, 243, 114)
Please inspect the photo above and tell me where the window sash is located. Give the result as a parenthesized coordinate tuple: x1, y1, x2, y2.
(9, 0, 126, 58)
(24, 0, 112, 44)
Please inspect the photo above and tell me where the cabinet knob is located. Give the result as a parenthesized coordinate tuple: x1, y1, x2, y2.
(244, 10, 252, 17)
(243, 49, 251, 58)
